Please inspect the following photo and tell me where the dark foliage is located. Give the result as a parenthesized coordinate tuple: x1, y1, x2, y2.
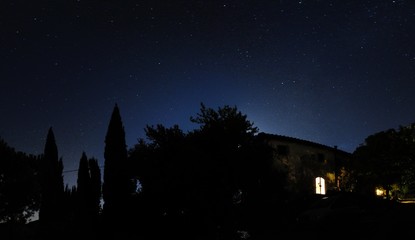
(89, 157, 102, 221)
(39, 128, 64, 224)
(102, 104, 134, 229)
(128, 103, 288, 239)
(0, 138, 40, 224)
(76, 152, 101, 223)
(77, 152, 90, 213)
(5, 104, 415, 239)
(352, 123, 415, 199)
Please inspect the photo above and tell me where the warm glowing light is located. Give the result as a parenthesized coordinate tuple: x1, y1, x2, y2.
(315, 177, 326, 195)
(375, 188, 384, 196)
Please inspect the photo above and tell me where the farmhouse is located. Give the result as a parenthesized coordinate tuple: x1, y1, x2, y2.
(257, 133, 352, 195)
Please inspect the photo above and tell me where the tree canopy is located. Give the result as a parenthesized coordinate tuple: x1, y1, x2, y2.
(4, 103, 415, 238)
(128, 103, 284, 239)
(102, 104, 134, 227)
(39, 127, 64, 223)
(0, 138, 40, 223)
(352, 123, 415, 199)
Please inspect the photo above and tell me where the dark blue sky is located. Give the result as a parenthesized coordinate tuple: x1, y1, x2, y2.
(1, 0, 414, 187)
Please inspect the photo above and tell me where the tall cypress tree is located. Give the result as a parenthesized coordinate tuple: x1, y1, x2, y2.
(76, 152, 90, 221)
(77, 152, 90, 198)
(75, 152, 101, 236)
(39, 127, 64, 224)
(89, 157, 102, 220)
(102, 104, 132, 223)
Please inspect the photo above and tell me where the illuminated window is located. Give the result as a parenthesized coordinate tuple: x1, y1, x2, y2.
(315, 177, 326, 195)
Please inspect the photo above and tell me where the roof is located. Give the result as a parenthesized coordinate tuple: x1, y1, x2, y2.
(256, 132, 352, 156)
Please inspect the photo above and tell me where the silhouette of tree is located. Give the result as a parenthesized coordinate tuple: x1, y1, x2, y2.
(132, 124, 190, 238)
(76, 152, 91, 221)
(89, 157, 102, 221)
(102, 104, 134, 227)
(39, 127, 64, 224)
(0, 138, 40, 223)
(247, 133, 289, 238)
(188, 103, 289, 238)
(190, 103, 259, 143)
(62, 184, 77, 227)
(188, 103, 264, 238)
(352, 124, 415, 199)
(397, 123, 415, 197)
(128, 103, 286, 239)
(73, 152, 101, 239)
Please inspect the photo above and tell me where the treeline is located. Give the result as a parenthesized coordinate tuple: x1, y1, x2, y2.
(0, 103, 291, 240)
(0, 139, 40, 224)
(1, 103, 415, 239)
(348, 123, 415, 200)
(100, 103, 292, 239)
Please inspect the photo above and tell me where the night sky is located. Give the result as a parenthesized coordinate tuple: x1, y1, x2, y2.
(1, 0, 414, 187)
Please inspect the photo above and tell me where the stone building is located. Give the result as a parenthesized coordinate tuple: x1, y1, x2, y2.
(257, 133, 352, 195)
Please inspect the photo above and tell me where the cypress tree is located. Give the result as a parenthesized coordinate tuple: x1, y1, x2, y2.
(39, 127, 64, 224)
(75, 152, 101, 237)
(89, 157, 101, 220)
(102, 104, 132, 224)
(77, 152, 90, 198)
(76, 152, 90, 222)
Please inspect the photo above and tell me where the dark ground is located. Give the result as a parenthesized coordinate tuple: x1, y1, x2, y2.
(2, 201, 415, 240)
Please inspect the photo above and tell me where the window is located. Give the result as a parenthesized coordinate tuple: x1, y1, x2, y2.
(317, 153, 325, 163)
(277, 145, 289, 155)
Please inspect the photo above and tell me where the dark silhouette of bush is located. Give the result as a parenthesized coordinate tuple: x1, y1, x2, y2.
(0, 138, 40, 224)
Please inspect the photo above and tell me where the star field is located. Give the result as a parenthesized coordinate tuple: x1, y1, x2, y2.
(1, 0, 414, 187)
